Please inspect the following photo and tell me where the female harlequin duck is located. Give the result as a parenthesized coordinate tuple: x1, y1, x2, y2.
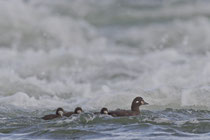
(100, 107, 108, 114)
(108, 97, 148, 117)
(64, 107, 83, 117)
(94, 107, 109, 115)
(42, 107, 64, 120)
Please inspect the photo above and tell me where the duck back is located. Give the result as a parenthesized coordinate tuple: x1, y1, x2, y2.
(42, 114, 60, 120)
(64, 112, 74, 117)
(108, 110, 140, 117)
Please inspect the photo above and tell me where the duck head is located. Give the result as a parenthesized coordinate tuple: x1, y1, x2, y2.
(131, 97, 148, 112)
(74, 107, 83, 114)
(100, 107, 108, 114)
(56, 107, 64, 116)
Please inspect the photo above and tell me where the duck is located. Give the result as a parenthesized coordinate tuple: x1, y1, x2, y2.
(42, 107, 65, 120)
(108, 97, 148, 117)
(94, 107, 109, 115)
(100, 107, 108, 114)
(64, 107, 83, 117)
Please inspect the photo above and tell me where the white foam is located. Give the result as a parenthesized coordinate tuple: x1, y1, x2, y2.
(1, 0, 210, 111)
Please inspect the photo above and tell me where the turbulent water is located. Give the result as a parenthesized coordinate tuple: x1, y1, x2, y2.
(1, 0, 210, 139)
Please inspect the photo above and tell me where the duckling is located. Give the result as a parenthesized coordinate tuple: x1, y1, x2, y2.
(64, 107, 83, 117)
(42, 107, 64, 120)
(94, 107, 109, 115)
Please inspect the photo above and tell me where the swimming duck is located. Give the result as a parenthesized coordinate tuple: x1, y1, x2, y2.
(64, 107, 83, 117)
(42, 107, 64, 120)
(100, 107, 108, 114)
(108, 97, 148, 117)
(94, 107, 109, 115)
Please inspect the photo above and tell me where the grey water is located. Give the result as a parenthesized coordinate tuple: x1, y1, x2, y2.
(1, 0, 210, 139)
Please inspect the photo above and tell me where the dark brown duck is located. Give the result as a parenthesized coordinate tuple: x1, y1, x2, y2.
(100, 107, 108, 114)
(94, 107, 109, 115)
(42, 107, 64, 120)
(64, 107, 83, 117)
(108, 97, 148, 117)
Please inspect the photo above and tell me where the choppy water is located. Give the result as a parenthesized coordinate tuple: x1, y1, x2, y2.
(1, 0, 210, 139)
(1, 108, 210, 140)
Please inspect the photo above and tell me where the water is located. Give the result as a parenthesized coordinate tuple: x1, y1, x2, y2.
(0, 0, 210, 139)
(1, 109, 210, 140)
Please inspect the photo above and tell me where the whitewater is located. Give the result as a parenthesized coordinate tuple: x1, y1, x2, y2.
(1, 0, 210, 139)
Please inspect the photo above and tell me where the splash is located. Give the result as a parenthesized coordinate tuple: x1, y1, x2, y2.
(0, 0, 210, 111)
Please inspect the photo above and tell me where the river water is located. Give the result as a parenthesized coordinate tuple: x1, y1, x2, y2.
(0, 0, 210, 139)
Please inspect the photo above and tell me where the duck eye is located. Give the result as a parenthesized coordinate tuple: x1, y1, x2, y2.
(136, 101, 139, 103)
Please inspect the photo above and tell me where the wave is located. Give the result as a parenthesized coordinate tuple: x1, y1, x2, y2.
(0, 0, 210, 110)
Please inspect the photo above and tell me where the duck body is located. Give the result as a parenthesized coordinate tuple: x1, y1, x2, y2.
(108, 97, 148, 117)
(64, 107, 83, 117)
(64, 112, 74, 117)
(42, 114, 61, 120)
(42, 107, 64, 120)
(108, 109, 140, 117)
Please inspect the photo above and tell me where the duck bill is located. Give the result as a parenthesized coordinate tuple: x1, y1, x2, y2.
(143, 101, 149, 105)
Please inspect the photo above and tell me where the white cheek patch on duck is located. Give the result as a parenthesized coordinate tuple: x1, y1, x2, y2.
(104, 111, 108, 114)
(136, 101, 139, 104)
(141, 101, 144, 105)
(58, 111, 64, 116)
(77, 110, 82, 114)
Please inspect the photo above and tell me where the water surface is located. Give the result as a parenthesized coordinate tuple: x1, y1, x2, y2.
(0, 0, 210, 139)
